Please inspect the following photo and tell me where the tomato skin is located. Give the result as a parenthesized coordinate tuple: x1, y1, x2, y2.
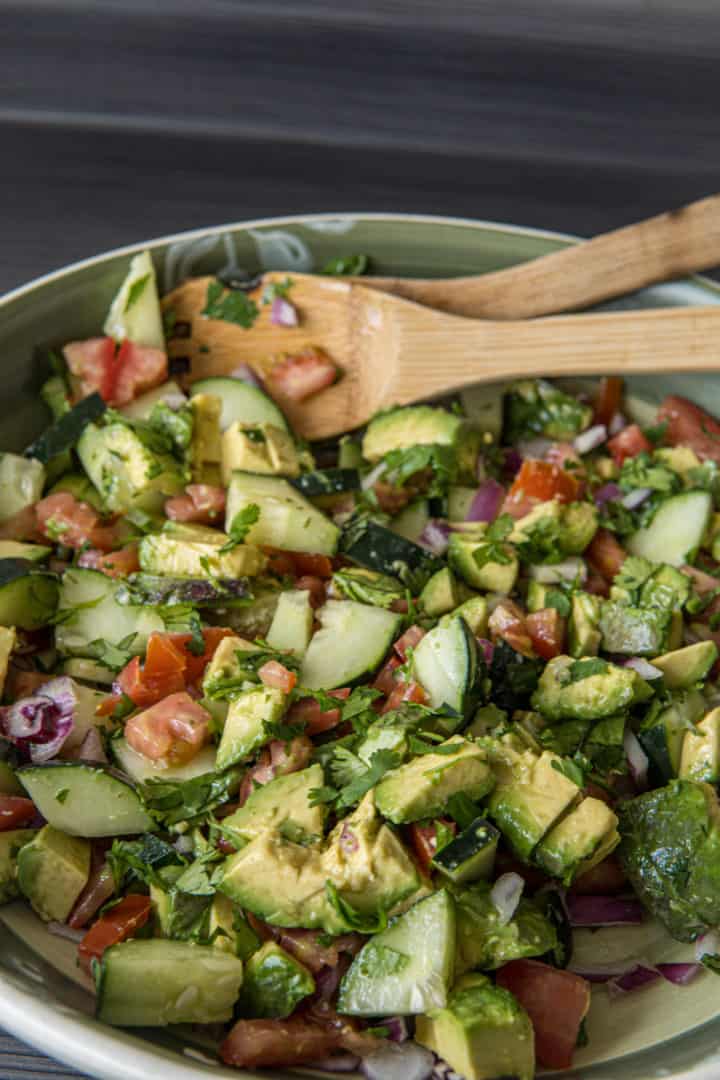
(593, 376, 624, 427)
(289, 553, 333, 578)
(372, 655, 402, 695)
(381, 678, 427, 714)
(408, 819, 456, 872)
(165, 484, 226, 525)
(266, 347, 337, 403)
(607, 423, 651, 466)
(36, 493, 100, 549)
(393, 625, 426, 660)
(294, 575, 327, 609)
(77, 543, 140, 579)
(258, 660, 297, 693)
(507, 460, 580, 508)
(526, 608, 565, 660)
(658, 394, 720, 462)
(221, 1017, 343, 1068)
(167, 626, 235, 684)
(112, 341, 168, 406)
(124, 692, 211, 763)
(587, 528, 627, 581)
(117, 633, 187, 707)
(0, 795, 36, 831)
(64, 337, 116, 402)
(496, 959, 591, 1070)
(265, 551, 296, 577)
(78, 894, 152, 975)
(287, 688, 350, 736)
(488, 600, 534, 657)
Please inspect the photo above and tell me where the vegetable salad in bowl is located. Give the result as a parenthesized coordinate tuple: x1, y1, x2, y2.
(2, 248, 720, 1080)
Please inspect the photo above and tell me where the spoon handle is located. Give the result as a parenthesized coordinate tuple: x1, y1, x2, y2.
(353, 193, 720, 319)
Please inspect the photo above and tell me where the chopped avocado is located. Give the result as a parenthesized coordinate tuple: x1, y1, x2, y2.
(0, 541, 52, 563)
(431, 817, 500, 884)
(216, 686, 287, 770)
(362, 405, 464, 461)
(0, 626, 16, 697)
(0, 453, 45, 523)
(652, 641, 718, 689)
(619, 778, 720, 942)
(150, 872, 211, 941)
(640, 564, 692, 611)
(561, 502, 599, 553)
(266, 589, 314, 657)
(680, 708, 720, 783)
(16, 825, 90, 922)
(513, 499, 595, 559)
(415, 972, 534, 1080)
(448, 485, 480, 521)
(189, 393, 222, 485)
(448, 527, 519, 594)
(239, 941, 315, 1018)
(486, 747, 580, 860)
(374, 738, 494, 824)
(532, 655, 652, 721)
(537, 717, 590, 758)
(139, 522, 266, 579)
(221, 764, 327, 844)
(638, 689, 706, 783)
(568, 592, 602, 658)
(450, 881, 557, 974)
(441, 595, 489, 637)
(656, 445, 703, 478)
(465, 703, 507, 738)
(421, 567, 461, 617)
(583, 713, 627, 774)
(534, 796, 619, 883)
(504, 378, 592, 441)
(221, 421, 300, 484)
(207, 894, 261, 960)
(598, 601, 670, 656)
(525, 580, 551, 614)
(0, 829, 37, 904)
(77, 420, 186, 513)
(202, 635, 259, 698)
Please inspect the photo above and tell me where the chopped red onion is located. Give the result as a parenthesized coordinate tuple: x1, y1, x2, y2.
(361, 461, 387, 491)
(568, 958, 638, 982)
(609, 412, 628, 436)
(624, 728, 649, 791)
(490, 872, 524, 926)
(230, 363, 265, 390)
(623, 658, 663, 680)
(609, 965, 661, 995)
(418, 520, 451, 556)
(309, 1054, 362, 1073)
(566, 894, 644, 927)
(621, 487, 653, 510)
(503, 448, 522, 476)
(657, 963, 701, 986)
(67, 727, 107, 764)
(270, 296, 299, 327)
(382, 1017, 410, 1044)
(360, 1041, 435, 1080)
(465, 479, 505, 523)
(0, 676, 76, 763)
(573, 424, 607, 455)
(477, 638, 494, 665)
(594, 482, 622, 507)
(518, 437, 554, 460)
(47, 921, 85, 945)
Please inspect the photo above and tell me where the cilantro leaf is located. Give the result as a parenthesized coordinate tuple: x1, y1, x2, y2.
(614, 555, 655, 593)
(107, 834, 182, 890)
(261, 276, 294, 304)
(328, 748, 402, 811)
(551, 756, 586, 787)
(434, 819, 456, 854)
(382, 443, 457, 498)
(544, 588, 571, 617)
(325, 880, 388, 932)
(619, 452, 679, 495)
(141, 769, 242, 826)
(701, 953, 720, 975)
(473, 513, 514, 569)
(202, 279, 259, 328)
(220, 504, 261, 553)
(514, 515, 565, 565)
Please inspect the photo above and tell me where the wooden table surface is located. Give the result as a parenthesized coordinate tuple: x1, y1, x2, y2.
(2, 0, 720, 1074)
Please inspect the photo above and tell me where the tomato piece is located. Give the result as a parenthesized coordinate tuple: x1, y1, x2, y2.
(116, 634, 187, 708)
(240, 735, 314, 803)
(63, 337, 116, 402)
(373, 480, 413, 514)
(35, 493, 101, 550)
(408, 820, 456, 872)
(496, 960, 591, 1070)
(265, 550, 296, 577)
(166, 484, 226, 525)
(221, 1017, 343, 1068)
(0, 505, 44, 543)
(78, 894, 152, 975)
(289, 552, 334, 578)
(287, 688, 350, 736)
(607, 423, 652, 466)
(593, 376, 624, 427)
(587, 528, 627, 581)
(0, 795, 36, 832)
(381, 678, 427, 714)
(507, 460, 580, 507)
(488, 600, 534, 657)
(124, 692, 211, 764)
(585, 569, 610, 597)
(294, 575, 327, 609)
(112, 341, 168, 406)
(393, 624, 426, 660)
(658, 394, 720, 463)
(526, 608, 565, 660)
(167, 626, 235, 684)
(258, 660, 297, 693)
(266, 347, 337, 403)
(372, 655, 402, 695)
(570, 854, 627, 895)
(77, 543, 140, 579)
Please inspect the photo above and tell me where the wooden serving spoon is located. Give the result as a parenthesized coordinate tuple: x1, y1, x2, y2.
(164, 273, 720, 441)
(346, 192, 720, 318)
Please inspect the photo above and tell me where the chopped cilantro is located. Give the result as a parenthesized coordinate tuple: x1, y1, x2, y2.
(382, 443, 456, 497)
(701, 953, 720, 975)
(202, 279, 259, 329)
(220, 504, 261, 553)
(473, 513, 514, 569)
(619, 452, 679, 495)
(261, 276, 294, 304)
(263, 717, 307, 745)
(642, 420, 669, 446)
(446, 792, 482, 829)
(551, 756, 586, 787)
(544, 588, 571, 617)
(434, 819, 456, 854)
(614, 555, 655, 593)
(515, 515, 565, 565)
(325, 880, 387, 933)
(55, 788, 69, 805)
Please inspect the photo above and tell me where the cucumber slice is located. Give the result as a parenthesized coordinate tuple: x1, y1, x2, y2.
(121, 380, 186, 420)
(390, 500, 430, 543)
(17, 762, 153, 837)
(338, 890, 455, 1016)
(191, 376, 288, 432)
(61, 658, 116, 686)
(413, 616, 477, 715)
(0, 453, 45, 522)
(226, 472, 340, 556)
(96, 938, 244, 1026)
(0, 560, 58, 630)
(0, 541, 52, 563)
(104, 250, 165, 350)
(627, 491, 712, 567)
(341, 517, 442, 589)
(111, 739, 218, 784)
(300, 600, 402, 689)
(55, 568, 164, 658)
(290, 468, 360, 498)
(25, 392, 106, 464)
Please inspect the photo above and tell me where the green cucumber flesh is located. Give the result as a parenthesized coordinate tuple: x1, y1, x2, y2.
(290, 468, 360, 497)
(191, 376, 288, 432)
(0, 560, 58, 630)
(225, 471, 339, 555)
(341, 516, 442, 589)
(55, 568, 164, 657)
(0, 541, 52, 563)
(627, 491, 712, 567)
(413, 615, 477, 715)
(432, 817, 500, 884)
(111, 738, 217, 784)
(300, 600, 402, 689)
(17, 761, 153, 837)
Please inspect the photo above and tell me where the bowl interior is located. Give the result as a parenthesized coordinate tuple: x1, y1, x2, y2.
(2, 212, 720, 1080)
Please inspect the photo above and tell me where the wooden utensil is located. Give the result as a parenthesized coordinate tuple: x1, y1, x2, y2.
(346, 193, 720, 318)
(165, 273, 720, 441)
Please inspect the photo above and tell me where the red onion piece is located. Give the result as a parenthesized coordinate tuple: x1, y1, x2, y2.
(621, 487, 653, 510)
(340, 824, 359, 854)
(360, 1041, 435, 1080)
(624, 728, 649, 791)
(230, 363, 266, 390)
(566, 894, 644, 927)
(657, 963, 701, 986)
(622, 658, 663, 680)
(309, 1054, 362, 1073)
(0, 676, 76, 763)
(47, 921, 85, 945)
(594, 482, 622, 507)
(573, 424, 607, 455)
(381, 1017, 410, 1044)
(465, 479, 505, 524)
(476, 638, 495, 665)
(609, 965, 662, 994)
(270, 296, 299, 327)
(66, 727, 108, 764)
(418, 520, 451, 556)
(609, 411, 628, 436)
(490, 872, 524, 926)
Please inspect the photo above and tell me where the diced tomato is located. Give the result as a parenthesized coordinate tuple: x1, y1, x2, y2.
(373, 480, 412, 514)
(36, 493, 101, 550)
(0, 505, 44, 542)
(64, 337, 116, 402)
(488, 600, 534, 657)
(221, 1017, 346, 1069)
(0, 795, 36, 831)
(408, 820, 456, 872)
(78, 894, 152, 975)
(265, 550, 296, 577)
(381, 678, 427, 714)
(570, 854, 627, 895)
(372, 655, 402, 696)
(5, 669, 51, 700)
(587, 528, 627, 581)
(117, 634, 187, 708)
(239, 734, 314, 804)
(496, 960, 591, 1070)
(258, 660, 297, 693)
(165, 484, 226, 525)
(112, 340, 168, 406)
(295, 575, 327, 609)
(393, 624, 426, 660)
(166, 626, 235, 684)
(593, 376, 624, 427)
(390, 597, 410, 614)
(77, 543, 140, 579)
(287, 688, 350, 736)
(506, 459, 581, 509)
(607, 423, 652, 466)
(585, 568, 610, 597)
(526, 608, 565, 660)
(266, 347, 338, 403)
(289, 552, 333, 578)
(124, 691, 211, 764)
(658, 394, 720, 463)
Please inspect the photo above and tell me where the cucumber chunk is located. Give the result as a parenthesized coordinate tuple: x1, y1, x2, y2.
(17, 762, 153, 837)
(338, 890, 456, 1016)
(627, 491, 712, 567)
(413, 616, 477, 715)
(0, 453, 45, 522)
(112, 739, 217, 785)
(104, 250, 165, 350)
(300, 600, 402, 689)
(25, 392, 106, 464)
(341, 516, 442, 589)
(55, 568, 164, 658)
(191, 376, 289, 432)
(0, 560, 58, 630)
(290, 468, 360, 497)
(96, 938, 244, 1026)
(226, 472, 340, 555)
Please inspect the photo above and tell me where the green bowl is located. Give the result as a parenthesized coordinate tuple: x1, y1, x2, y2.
(2, 213, 720, 1080)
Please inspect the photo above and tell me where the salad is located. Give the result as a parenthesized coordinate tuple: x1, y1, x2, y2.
(2, 250, 720, 1080)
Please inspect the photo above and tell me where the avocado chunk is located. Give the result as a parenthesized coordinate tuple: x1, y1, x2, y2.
(450, 881, 557, 976)
(362, 405, 465, 461)
(431, 817, 500, 884)
(150, 868, 212, 941)
(207, 894, 261, 959)
(139, 523, 266, 579)
(189, 393, 222, 485)
(16, 825, 90, 922)
(534, 796, 619, 883)
(504, 378, 592, 442)
(532, 655, 652, 721)
(238, 941, 314, 1018)
(652, 641, 718, 689)
(619, 778, 720, 941)
(374, 738, 494, 824)
(448, 526, 519, 593)
(568, 592, 602, 658)
(583, 713, 627, 774)
(216, 686, 287, 770)
(421, 567, 462, 617)
(221, 764, 327, 844)
(640, 563, 692, 611)
(221, 421, 300, 484)
(680, 707, 720, 783)
(441, 595, 489, 637)
(202, 635, 260, 698)
(0, 829, 37, 904)
(561, 501, 599, 554)
(0, 626, 15, 700)
(598, 601, 670, 656)
(638, 689, 706, 783)
(510, 499, 598, 559)
(416, 972, 534, 1080)
(77, 420, 185, 512)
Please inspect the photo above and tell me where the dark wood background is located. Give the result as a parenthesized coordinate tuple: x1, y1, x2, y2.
(2, 0, 719, 1074)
